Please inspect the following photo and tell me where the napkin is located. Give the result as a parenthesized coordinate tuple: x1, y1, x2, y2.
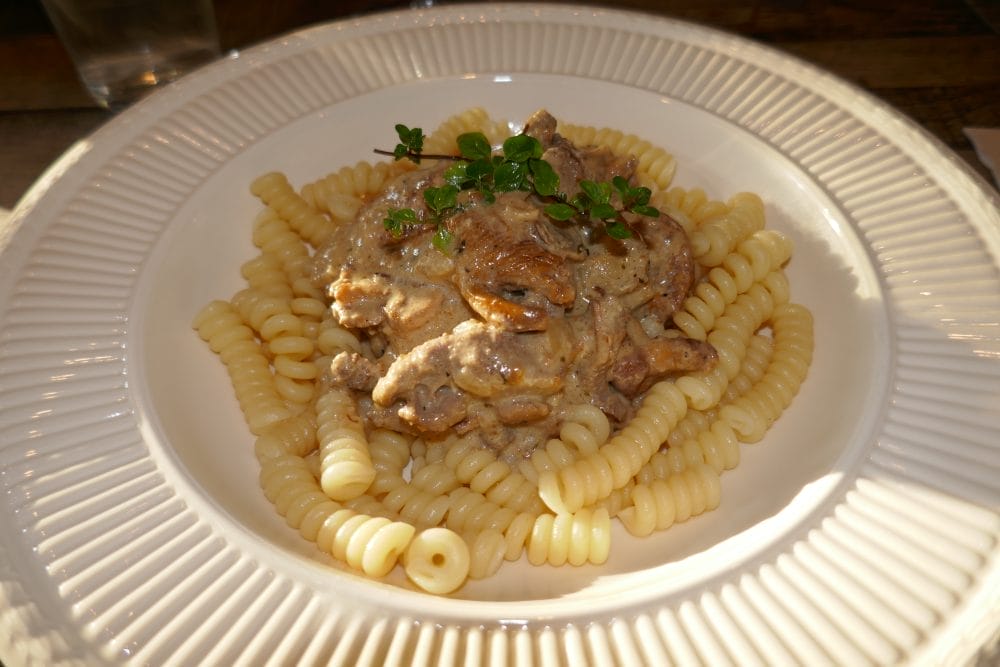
(964, 127, 1000, 190)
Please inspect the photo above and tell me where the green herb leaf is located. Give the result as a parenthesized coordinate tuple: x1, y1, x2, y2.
(383, 207, 419, 236)
(465, 158, 494, 181)
(569, 192, 590, 213)
(502, 134, 543, 163)
(393, 124, 424, 162)
(605, 220, 632, 239)
(443, 162, 470, 188)
(611, 175, 631, 197)
(544, 202, 577, 221)
(630, 186, 652, 207)
(494, 160, 528, 192)
(432, 226, 454, 252)
(424, 184, 459, 214)
(631, 204, 660, 217)
(380, 123, 653, 253)
(529, 158, 559, 196)
(580, 180, 611, 205)
(590, 202, 618, 221)
(457, 132, 492, 161)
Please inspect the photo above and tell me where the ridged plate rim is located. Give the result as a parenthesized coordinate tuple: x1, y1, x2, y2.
(1, 3, 998, 665)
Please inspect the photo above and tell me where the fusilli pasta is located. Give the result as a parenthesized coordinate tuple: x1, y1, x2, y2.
(194, 108, 814, 595)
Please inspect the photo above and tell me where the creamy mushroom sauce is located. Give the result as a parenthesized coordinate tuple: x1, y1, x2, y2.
(314, 111, 716, 461)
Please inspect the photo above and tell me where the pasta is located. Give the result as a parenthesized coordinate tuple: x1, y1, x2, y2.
(193, 108, 814, 594)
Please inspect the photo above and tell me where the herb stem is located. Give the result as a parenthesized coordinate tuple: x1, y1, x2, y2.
(373, 149, 464, 161)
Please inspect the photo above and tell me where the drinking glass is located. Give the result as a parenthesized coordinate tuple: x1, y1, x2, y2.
(41, 0, 221, 110)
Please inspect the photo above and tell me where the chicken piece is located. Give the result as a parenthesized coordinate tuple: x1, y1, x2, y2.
(371, 320, 565, 434)
(329, 271, 391, 329)
(630, 211, 696, 323)
(328, 351, 381, 392)
(610, 335, 717, 396)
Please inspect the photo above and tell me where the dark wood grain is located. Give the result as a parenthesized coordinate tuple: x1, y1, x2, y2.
(1, 0, 998, 209)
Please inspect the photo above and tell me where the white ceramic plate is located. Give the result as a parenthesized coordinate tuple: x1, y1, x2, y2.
(2, 4, 998, 665)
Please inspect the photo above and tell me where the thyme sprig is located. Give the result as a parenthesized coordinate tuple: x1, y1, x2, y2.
(377, 124, 660, 249)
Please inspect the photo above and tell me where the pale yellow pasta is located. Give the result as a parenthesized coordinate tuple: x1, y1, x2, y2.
(719, 303, 814, 442)
(675, 278, 780, 410)
(442, 437, 541, 513)
(421, 106, 511, 155)
(720, 333, 774, 405)
(316, 509, 415, 579)
(685, 420, 741, 473)
(649, 186, 728, 236)
(526, 509, 611, 567)
(259, 454, 329, 528)
(301, 159, 414, 223)
(538, 381, 688, 514)
(444, 487, 521, 535)
(517, 437, 579, 485)
(674, 230, 794, 341)
(251, 207, 311, 282)
(315, 317, 363, 356)
(316, 388, 376, 501)
(464, 529, 507, 580)
(253, 411, 318, 460)
(230, 288, 290, 333)
(618, 464, 721, 537)
(410, 462, 462, 496)
(230, 290, 319, 404)
(193, 300, 292, 434)
(403, 527, 470, 595)
(250, 171, 335, 248)
(557, 404, 612, 455)
(367, 429, 415, 497)
(196, 109, 816, 595)
(290, 296, 327, 321)
(689, 192, 767, 267)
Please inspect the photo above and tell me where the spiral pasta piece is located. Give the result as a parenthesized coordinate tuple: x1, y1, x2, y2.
(382, 478, 453, 527)
(314, 507, 415, 579)
(403, 527, 470, 594)
(367, 430, 413, 497)
(301, 159, 414, 223)
(422, 107, 511, 155)
(673, 230, 793, 341)
(251, 172, 335, 248)
(518, 437, 579, 484)
(676, 277, 780, 410)
(619, 463, 722, 537)
(557, 404, 611, 455)
(526, 509, 611, 566)
(230, 289, 319, 404)
(254, 410, 318, 460)
(316, 388, 375, 501)
(316, 316, 364, 356)
(251, 207, 312, 282)
(719, 303, 814, 442)
(464, 529, 507, 580)
(239, 253, 293, 298)
(689, 192, 767, 267)
(538, 381, 688, 514)
(256, 452, 415, 578)
(720, 333, 774, 405)
(193, 300, 291, 434)
(442, 438, 541, 513)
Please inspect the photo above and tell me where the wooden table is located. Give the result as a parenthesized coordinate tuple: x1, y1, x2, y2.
(1, 0, 999, 211)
